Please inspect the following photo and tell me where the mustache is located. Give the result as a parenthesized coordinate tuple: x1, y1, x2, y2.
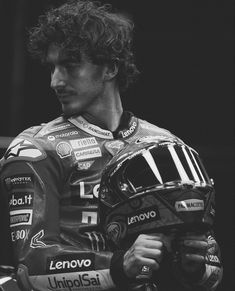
(55, 89, 76, 96)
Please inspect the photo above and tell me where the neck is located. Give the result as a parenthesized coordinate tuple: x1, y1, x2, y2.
(82, 86, 123, 132)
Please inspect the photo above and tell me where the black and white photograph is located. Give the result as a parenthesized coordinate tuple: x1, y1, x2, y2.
(0, 1, 234, 291)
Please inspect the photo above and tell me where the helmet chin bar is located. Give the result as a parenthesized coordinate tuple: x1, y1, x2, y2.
(102, 185, 215, 249)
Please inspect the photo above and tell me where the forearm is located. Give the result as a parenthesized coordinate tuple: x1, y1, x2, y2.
(16, 246, 116, 291)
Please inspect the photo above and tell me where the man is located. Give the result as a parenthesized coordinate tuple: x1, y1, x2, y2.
(0, 0, 222, 290)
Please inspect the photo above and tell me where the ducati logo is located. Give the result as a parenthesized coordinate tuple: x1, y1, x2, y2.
(106, 222, 122, 242)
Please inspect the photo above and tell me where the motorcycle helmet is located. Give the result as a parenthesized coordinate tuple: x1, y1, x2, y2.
(99, 136, 215, 248)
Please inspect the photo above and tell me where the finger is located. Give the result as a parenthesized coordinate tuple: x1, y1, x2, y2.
(184, 253, 206, 263)
(139, 233, 165, 241)
(183, 240, 208, 249)
(140, 248, 163, 261)
(125, 244, 163, 262)
(128, 246, 163, 263)
(134, 236, 164, 250)
(180, 234, 206, 241)
(141, 240, 164, 249)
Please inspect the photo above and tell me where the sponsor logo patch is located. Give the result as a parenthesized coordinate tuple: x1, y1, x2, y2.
(70, 137, 97, 149)
(47, 272, 101, 290)
(48, 130, 79, 141)
(30, 270, 114, 291)
(175, 199, 204, 212)
(120, 121, 137, 138)
(47, 254, 95, 274)
(30, 230, 46, 248)
(11, 229, 30, 242)
(4, 139, 44, 161)
(106, 220, 127, 243)
(48, 136, 56, 141)
(127, 207, 160, 227)
(78, 182, 100, 199)
(104, 140, 125, 156)
(9, 209, 33, 227)
(140, 265, 151, 275)
(69, 116, 113, 139)
(56, 142, 72, 158)
(9, 192, 33, 209)
(4, 175, 34, 190)
(77, 161, 94, 170)
(74, 147, 102, 161)
(206, 255, 220, 264)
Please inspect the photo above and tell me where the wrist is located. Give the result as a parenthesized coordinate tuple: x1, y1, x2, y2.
(110, 251, 135, 289)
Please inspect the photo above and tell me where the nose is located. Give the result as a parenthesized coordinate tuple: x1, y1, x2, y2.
(50, 67, 67, 91)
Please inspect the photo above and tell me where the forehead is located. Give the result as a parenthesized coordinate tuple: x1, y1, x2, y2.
(46, 45, 63, 63)
(46, 44, 81, 64)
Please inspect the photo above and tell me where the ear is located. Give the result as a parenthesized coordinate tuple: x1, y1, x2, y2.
(104, 61, 119, 81)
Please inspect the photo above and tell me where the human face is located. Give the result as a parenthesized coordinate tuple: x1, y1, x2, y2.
(47, 45, 107, 116)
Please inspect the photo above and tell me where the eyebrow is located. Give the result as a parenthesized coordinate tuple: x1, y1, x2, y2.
(45, 55, 82, 66)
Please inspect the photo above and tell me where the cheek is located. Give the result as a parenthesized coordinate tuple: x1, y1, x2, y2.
(85, 65, 106, 85)
(83, 74, 104, 91)
(71, 66, 105, 91)
(92, 66, 106, 81)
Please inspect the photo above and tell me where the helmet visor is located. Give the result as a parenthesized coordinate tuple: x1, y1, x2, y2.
(119, 144, 211, 195)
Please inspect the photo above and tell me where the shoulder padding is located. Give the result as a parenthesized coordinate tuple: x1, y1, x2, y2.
(138, 118, 185, 144)
(2, 134, 47, 165)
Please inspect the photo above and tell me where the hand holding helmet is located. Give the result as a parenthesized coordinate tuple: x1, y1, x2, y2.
(123, 233, 164, 278)
(99, 137, 216, 285)
(170, 232, 208, 282)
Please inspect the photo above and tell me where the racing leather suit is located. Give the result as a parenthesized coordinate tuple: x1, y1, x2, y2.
(0, 112, 223, 291)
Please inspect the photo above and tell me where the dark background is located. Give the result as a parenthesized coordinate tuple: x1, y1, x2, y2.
(0, 0, 234, 290)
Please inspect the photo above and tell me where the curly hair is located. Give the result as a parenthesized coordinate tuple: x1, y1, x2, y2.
(28, 0, 140, 91)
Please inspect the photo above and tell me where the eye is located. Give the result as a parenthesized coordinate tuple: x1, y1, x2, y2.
(64, 62, 79, 73)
